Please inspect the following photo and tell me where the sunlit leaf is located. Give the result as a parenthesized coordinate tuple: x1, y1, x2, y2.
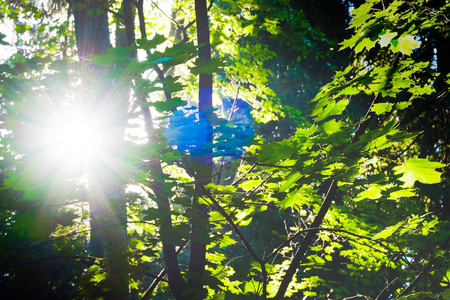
(373, 221, 403, 240)
(395, 101, 412, 110)
(354, 185, 382, 201)
(218, 235, 237, 248)
(243, 279, 262, 295)
(279, 171, 302, 192)
(390, 34, 420, 55)
(319, 119, 345, 135)
(91, 273, 107, 283)
(378, 30, 397, 47)
(394, 158, 446, 187)
(371, 102, 393, 115)
(239, 179, 264, 191)
(312, 98, 349, 122)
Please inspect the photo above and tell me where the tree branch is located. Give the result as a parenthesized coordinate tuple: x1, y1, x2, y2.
(141, 240, 188, 300)
(265, 227, 386, 262)
(273, 94, 380, 299)
(199, 185, 268, 297)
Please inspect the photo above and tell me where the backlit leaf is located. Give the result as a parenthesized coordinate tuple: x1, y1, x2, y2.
(394, 158, 446, 187)
(388, 188, 415, 199)
(373, 221, 403, 240)
(319, 119, 345, 135)
(354, 185, 382, 201)
(313, 98, 349, 122)
(279, 171, 302, 192)
(378, 30, 397, 47)
(371, 102, 394, 115)
(390, 34, 419, 55)
(239, 179, 264, 191)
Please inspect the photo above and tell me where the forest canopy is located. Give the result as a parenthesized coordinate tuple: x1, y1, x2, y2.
(0, 0, 449, 299)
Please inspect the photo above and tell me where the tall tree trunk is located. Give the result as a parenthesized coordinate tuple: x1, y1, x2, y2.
(186, 0, 212, 298)
(70, 0, 110, 57)
(69, 0, 129, 299)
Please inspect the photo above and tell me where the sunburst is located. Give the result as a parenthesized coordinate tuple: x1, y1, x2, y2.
(41, 109, 103, 171)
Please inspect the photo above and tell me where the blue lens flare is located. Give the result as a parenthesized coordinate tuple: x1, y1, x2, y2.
(163, 108, 210, 153)
(163, 98, 253, 163)
(218, 98, 254, 159)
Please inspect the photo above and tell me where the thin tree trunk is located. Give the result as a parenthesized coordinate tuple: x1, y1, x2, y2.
(185, 0, 213, 298)
(134, 1, 188, 298)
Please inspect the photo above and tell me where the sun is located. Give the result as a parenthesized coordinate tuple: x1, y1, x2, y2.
(24, 103, 114, 179)
(14, 85, 131, 182)
(42, 110, 103, 170)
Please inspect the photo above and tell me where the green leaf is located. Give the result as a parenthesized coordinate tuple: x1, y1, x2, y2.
(91, 273, 107, 283)
(278, 192, 298, 212)
(350, 2, 374, 27)
(277, 188, 312, 212)
(239, 179, 264, 191)
(14, 209, 56, 240)
(218, 235, 237, 248)
(312, 98, 349, 122)
(371, 102, 394, 115)
(191, 57, 226, 75)
(136, 34, 167, 50)
(354, 185, 382, 201)
(388, 188, 415, 199)
(396, 291, 441, 299)
(390, 34, 419, 55)
(318, 119, 345, 135)
(373, 221, 403, 240)
(141, 76, 185, 94)
(141, 97, 187, 113)
(93, 46, 133, 67)
(354, 37, 377, 54)
(279, 171, 302, 192)
(257, 139, 297, 164)
(0, 33, 9, 45)
(243, 279, 262, 295)
(378, 30, 397, 48)
(395, 101, 412, 110)
(393, 158, 446, 187)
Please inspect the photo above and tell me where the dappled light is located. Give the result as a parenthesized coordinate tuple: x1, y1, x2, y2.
(1, 0, 449, 299)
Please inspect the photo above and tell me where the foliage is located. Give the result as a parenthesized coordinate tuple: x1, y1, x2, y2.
(0, 0, 449, 299)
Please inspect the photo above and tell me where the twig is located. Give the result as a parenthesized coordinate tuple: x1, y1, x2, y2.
(265, 227, 385, 262)
(141, 240, 188, 300)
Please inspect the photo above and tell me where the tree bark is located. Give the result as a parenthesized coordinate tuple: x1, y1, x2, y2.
(185, 0, 213, 299)
(69, 1, 129, 299)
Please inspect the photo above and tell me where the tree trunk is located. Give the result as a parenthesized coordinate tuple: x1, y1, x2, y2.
(185, 0, 213, 298)
(69, 0, 129, 298)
